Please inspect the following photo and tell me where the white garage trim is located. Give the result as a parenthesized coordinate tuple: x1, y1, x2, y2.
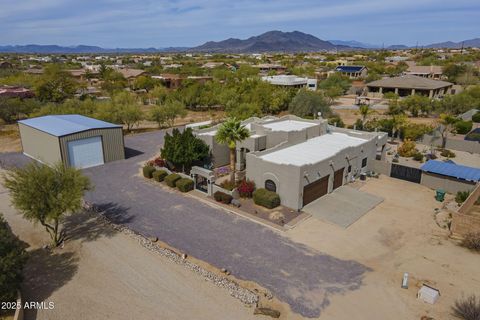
(67, 136, 104, 169)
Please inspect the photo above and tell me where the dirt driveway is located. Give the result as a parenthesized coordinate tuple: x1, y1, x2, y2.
(287, 175, 480, 320)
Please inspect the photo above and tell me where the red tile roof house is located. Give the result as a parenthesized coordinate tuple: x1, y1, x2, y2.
(0, 85, 35, 99)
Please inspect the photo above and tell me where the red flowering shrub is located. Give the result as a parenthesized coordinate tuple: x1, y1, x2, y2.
(237, 179, 255, 198)
(147, 157, 165, 167)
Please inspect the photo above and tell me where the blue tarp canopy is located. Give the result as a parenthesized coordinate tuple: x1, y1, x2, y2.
(420, 160, 480, 182)
(18, 115, 121, 137)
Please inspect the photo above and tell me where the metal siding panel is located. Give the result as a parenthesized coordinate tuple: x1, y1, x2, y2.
(60, 128, 124, 166)
(18, 123, 62, 165)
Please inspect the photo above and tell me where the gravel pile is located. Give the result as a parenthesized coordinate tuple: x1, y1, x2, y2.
(95, 212, 259, 306)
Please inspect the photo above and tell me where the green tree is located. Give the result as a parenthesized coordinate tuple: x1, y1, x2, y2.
(101, 70, 127, 94)
(358, 104, 374, 126)
(149, 100, 187, 128)
(0, 97, 41, 123)
(2, 162, 91, 247)
(438, 113, 458, 148)
(98, 91, 143, 131)
(215, 118, 250, 183)
(318, 74, 351, 94)
(133, 75, 158, 92)
(160, 128, 210, 172)
(35, 65, 78, 103)
(288, 90, 332, 118)
(391, 114, 408, 143)
(0, 213, 28, 302)
(399, 94, 433, 117)
(226, 102, 262, 120)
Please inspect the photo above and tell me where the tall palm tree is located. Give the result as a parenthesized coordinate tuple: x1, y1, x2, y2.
(215, 118, 250, 183)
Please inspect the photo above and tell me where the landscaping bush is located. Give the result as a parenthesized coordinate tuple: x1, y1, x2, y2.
(455, 191, 470, 204)
(176, 178, 194, 192)
(142, 165, 156, 179)
(237, 179, 255, 198)
(461, 232, 480, 252)
(213, 191, 233, 204)
(412, 152, 424, 162)
(146, 157, 165, 167)
(451, 294, 480, 320)
(152, 170, 168, 182)
(165, 173, 181, 187)
(440, 148, 456, 158)
(220, 180, 236, 191)
(472, 112, 480, 123)
(397, 140, 417, 157)
(455, 120, 473, 135)
(253, 188, 280, 209)
(0, 214, 28, 302)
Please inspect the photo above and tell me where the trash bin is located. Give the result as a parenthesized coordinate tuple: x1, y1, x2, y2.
(435, 189, 446, 202)
(360, 173, 367, 181)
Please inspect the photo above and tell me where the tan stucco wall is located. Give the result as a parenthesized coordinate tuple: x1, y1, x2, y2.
(18, 123, 62, 165)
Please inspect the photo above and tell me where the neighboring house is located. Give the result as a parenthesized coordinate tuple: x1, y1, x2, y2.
(254, 63, 286, 74)
(366, 75, 453, 98)
(18, 115, 125, 169)
(0, 85, 34, 99)
(152, 74, 213, 89)
(334, 65, 368, 79)
(115, 68, 146, 80)
(193, 115, 387, 210)
(0, 61, 13, 69)
(405, 65, 443, 80)
(261, 75, 317, 90)
(202, 62, 224, 69)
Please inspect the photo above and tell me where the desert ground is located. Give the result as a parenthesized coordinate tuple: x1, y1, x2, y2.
(0, 182, 267, 320)
(287, 175, 480, 320)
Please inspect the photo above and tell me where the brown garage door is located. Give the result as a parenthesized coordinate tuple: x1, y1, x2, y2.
(303, 175, 329, 206)
(333, 168, 345, 190)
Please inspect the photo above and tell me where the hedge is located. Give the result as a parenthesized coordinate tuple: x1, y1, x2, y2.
(213, 191, 232, 204)
(455, 120, 473, 135)
(176, 178, 194, 192)
(152, 170, 168, 182)
(143, 165, 156, 179)
(472, 112, 480, 123)
(253, 188, 280, 209)
(165, 173, 181, 187)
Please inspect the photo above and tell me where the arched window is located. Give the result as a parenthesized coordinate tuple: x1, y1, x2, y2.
(265, 180, 276, 192)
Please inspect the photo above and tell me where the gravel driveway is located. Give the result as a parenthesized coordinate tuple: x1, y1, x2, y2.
(1, 130, 369, 317)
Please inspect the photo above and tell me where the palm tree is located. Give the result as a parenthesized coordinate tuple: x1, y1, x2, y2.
(215, 118, 250, 183)
(358, 104, 374, 127)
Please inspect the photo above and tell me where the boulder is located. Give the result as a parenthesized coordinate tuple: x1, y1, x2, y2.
(253, 307, 280, 318)
(231, 199, 241, 207)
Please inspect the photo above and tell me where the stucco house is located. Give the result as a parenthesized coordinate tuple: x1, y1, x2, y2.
(193, 115, 387, 210)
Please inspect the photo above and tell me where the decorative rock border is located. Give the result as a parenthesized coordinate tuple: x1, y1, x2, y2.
(94, 211, 259, 306)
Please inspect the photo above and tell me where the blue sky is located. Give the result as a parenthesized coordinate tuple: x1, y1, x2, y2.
(0, 0, 479, 47)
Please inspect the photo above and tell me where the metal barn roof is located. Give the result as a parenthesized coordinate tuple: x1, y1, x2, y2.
(18, 115, 121, 137)
(420, 160, 480, 182)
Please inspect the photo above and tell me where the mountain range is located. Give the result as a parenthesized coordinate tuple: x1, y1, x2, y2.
(0, 31, 478, 54)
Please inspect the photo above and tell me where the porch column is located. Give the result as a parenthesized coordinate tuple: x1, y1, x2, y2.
(394, 87, 399, 95)
(411, 88, 415, 95)
(236, 148, 244, 171)
(429, 90, 434, 98)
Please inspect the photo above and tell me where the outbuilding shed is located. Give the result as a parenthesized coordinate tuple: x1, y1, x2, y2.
(420, 160, 480, 194)
(18, 115, 125, 169)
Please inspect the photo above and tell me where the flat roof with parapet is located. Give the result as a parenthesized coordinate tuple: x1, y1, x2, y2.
(259, 132, 368, 166)
(18, 114, 121, 137)
(262, 120, 317, 132)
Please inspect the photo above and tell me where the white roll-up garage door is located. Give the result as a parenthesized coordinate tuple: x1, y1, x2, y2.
(67, 136, 104, 169)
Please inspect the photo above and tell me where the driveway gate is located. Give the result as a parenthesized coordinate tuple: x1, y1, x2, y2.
(390, 163, 422, 183)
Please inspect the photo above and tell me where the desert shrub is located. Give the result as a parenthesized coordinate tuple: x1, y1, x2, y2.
(412, 152, 424, 161)
(397, 140, 417, 157)
(426, 153, 437, 160)
(253, 188, 280, 209)
(0, 214, 28, 302)
(213, 191, 232, 204)
(176, 178, 194, 192)
(472, 112, 480, 123)
(220, 180, 236, 191)
(461, 232, 480, 252)
(451, 294, 480, 320)
(237, 179, 255, 198)
(143, 165, 156, 179)
(456, 191, 470, 204)
(440, 148, 456, 158)
(152, 170, 168, 182)
(455, 120, 473, 134)
(165, 173, 181, 187)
